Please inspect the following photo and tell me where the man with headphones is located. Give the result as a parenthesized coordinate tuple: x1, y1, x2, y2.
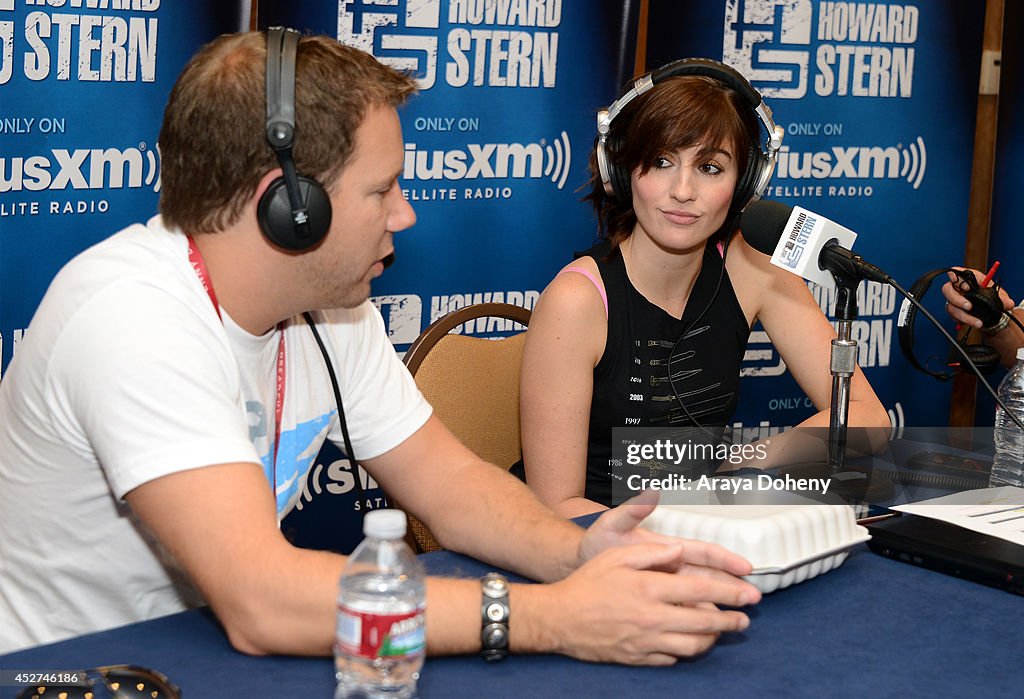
(517, 59, 890, 516)
(943, 267, 1024, 368)
(0, 30, 762, 663)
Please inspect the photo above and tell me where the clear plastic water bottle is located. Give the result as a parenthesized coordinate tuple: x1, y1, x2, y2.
(335, 510, 426, 699)
(992, 347, 1024, 487)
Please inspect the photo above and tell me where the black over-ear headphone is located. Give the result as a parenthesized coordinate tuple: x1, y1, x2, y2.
(596, 58, 784, 215)
(258, 27, 332, 252)
(897, 268, 1003, 381)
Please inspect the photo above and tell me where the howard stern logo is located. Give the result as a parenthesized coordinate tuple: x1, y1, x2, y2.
(723, 0, 918, 99)
(0, 1, 158, 85)
(338, 0, 561, 90)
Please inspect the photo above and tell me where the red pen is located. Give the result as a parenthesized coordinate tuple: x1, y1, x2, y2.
(981, 260, 1000, 288)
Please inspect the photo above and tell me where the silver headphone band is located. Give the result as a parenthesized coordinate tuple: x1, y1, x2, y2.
(597, 67, 785, 201)
(597, 74, 654, 136)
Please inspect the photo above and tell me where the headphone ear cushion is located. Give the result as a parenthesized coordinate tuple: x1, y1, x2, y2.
(257, 175, 332, 251)
(731, 143, 765, 215)
(605, 135, 632, 202)
(962, 344, 1002, 375)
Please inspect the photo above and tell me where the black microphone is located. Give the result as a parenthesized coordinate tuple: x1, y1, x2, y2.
(738, 199, 897, 500)
(740, 199, 892, 286)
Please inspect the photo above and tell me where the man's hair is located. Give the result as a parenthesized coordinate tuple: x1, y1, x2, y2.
(158, 32, 417, 234)
(585, 75, 758, 249)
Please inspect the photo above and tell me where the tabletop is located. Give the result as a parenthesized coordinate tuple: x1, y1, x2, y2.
(2, 537, 1022, 699)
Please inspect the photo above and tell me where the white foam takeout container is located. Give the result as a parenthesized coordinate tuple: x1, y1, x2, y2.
(639, 504, 871, 593)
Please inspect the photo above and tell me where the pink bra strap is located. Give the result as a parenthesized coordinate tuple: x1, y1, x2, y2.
(558, 266, 608, 318)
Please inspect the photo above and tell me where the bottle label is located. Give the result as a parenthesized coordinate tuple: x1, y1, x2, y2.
(336, 603, 426, 660)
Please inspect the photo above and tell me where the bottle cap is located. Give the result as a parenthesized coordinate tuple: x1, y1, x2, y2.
(363, 509, 408, 539)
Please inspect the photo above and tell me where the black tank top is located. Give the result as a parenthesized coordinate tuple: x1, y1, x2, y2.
(584, 241, 750, 506)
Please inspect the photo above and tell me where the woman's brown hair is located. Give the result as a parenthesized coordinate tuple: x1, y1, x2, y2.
(585, 74, 760, 249)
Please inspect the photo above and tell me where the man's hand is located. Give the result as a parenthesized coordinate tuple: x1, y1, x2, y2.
(520, 541, 760, 665)
(577, 489, 662, 560)
(942, 267, 1015, 329)
(579, 490, 755, 578)
(547, 489, 762, 665)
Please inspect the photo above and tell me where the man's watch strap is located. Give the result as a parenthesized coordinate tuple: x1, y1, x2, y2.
(480, 572, 509, 661)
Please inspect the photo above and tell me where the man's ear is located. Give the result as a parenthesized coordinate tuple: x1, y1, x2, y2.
(252, 169, 284, 209)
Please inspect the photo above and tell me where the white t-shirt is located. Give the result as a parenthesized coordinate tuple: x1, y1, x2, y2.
(0, 216, 432, 653)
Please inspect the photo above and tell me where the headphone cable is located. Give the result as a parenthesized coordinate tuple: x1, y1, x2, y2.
(1006, 309, 1024, 335)
(665, 234, 732, 443)
(670, 256, 1024, 442)
(888, 280, 1024, 432)
(302, 312, 376, 511)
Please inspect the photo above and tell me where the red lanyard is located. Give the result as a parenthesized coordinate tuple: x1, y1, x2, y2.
(187, 236, 286, 484)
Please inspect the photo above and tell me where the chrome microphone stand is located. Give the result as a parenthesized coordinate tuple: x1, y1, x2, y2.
(826, 251, 864, 470)
(829, 320, 858, 468)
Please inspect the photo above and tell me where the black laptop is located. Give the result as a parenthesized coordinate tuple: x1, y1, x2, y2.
(866, 513, 1024, 596)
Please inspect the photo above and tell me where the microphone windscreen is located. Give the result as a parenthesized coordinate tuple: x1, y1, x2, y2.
(739, 199, 794, 256)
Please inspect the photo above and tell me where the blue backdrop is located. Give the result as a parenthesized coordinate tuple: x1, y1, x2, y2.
(0, 1, 247, 373)
(646, 0, 987, 434)
(1, 1, 1006, 554)
(260, 0, 638, 551)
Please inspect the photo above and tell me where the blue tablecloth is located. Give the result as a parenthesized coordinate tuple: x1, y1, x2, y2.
(2, 541, 1022, 699)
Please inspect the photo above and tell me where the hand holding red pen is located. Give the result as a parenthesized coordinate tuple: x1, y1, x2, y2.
(941, 263, 1015, 330)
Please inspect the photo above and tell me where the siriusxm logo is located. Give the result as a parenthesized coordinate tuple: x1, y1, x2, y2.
(403, 131, 571, 188)
(0, 144, 160, 193)
(887, 401, 904, 440)
(775, 137, 926, 189)
(723, 0, 918, 99)
(339, 0, 442, 89)
(295, 456, 383, 511)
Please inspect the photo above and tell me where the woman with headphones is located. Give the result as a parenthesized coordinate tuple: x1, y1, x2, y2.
(516, 60, 890, 517)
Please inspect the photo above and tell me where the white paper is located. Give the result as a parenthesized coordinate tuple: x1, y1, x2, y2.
(892, 485, 1024, 546)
